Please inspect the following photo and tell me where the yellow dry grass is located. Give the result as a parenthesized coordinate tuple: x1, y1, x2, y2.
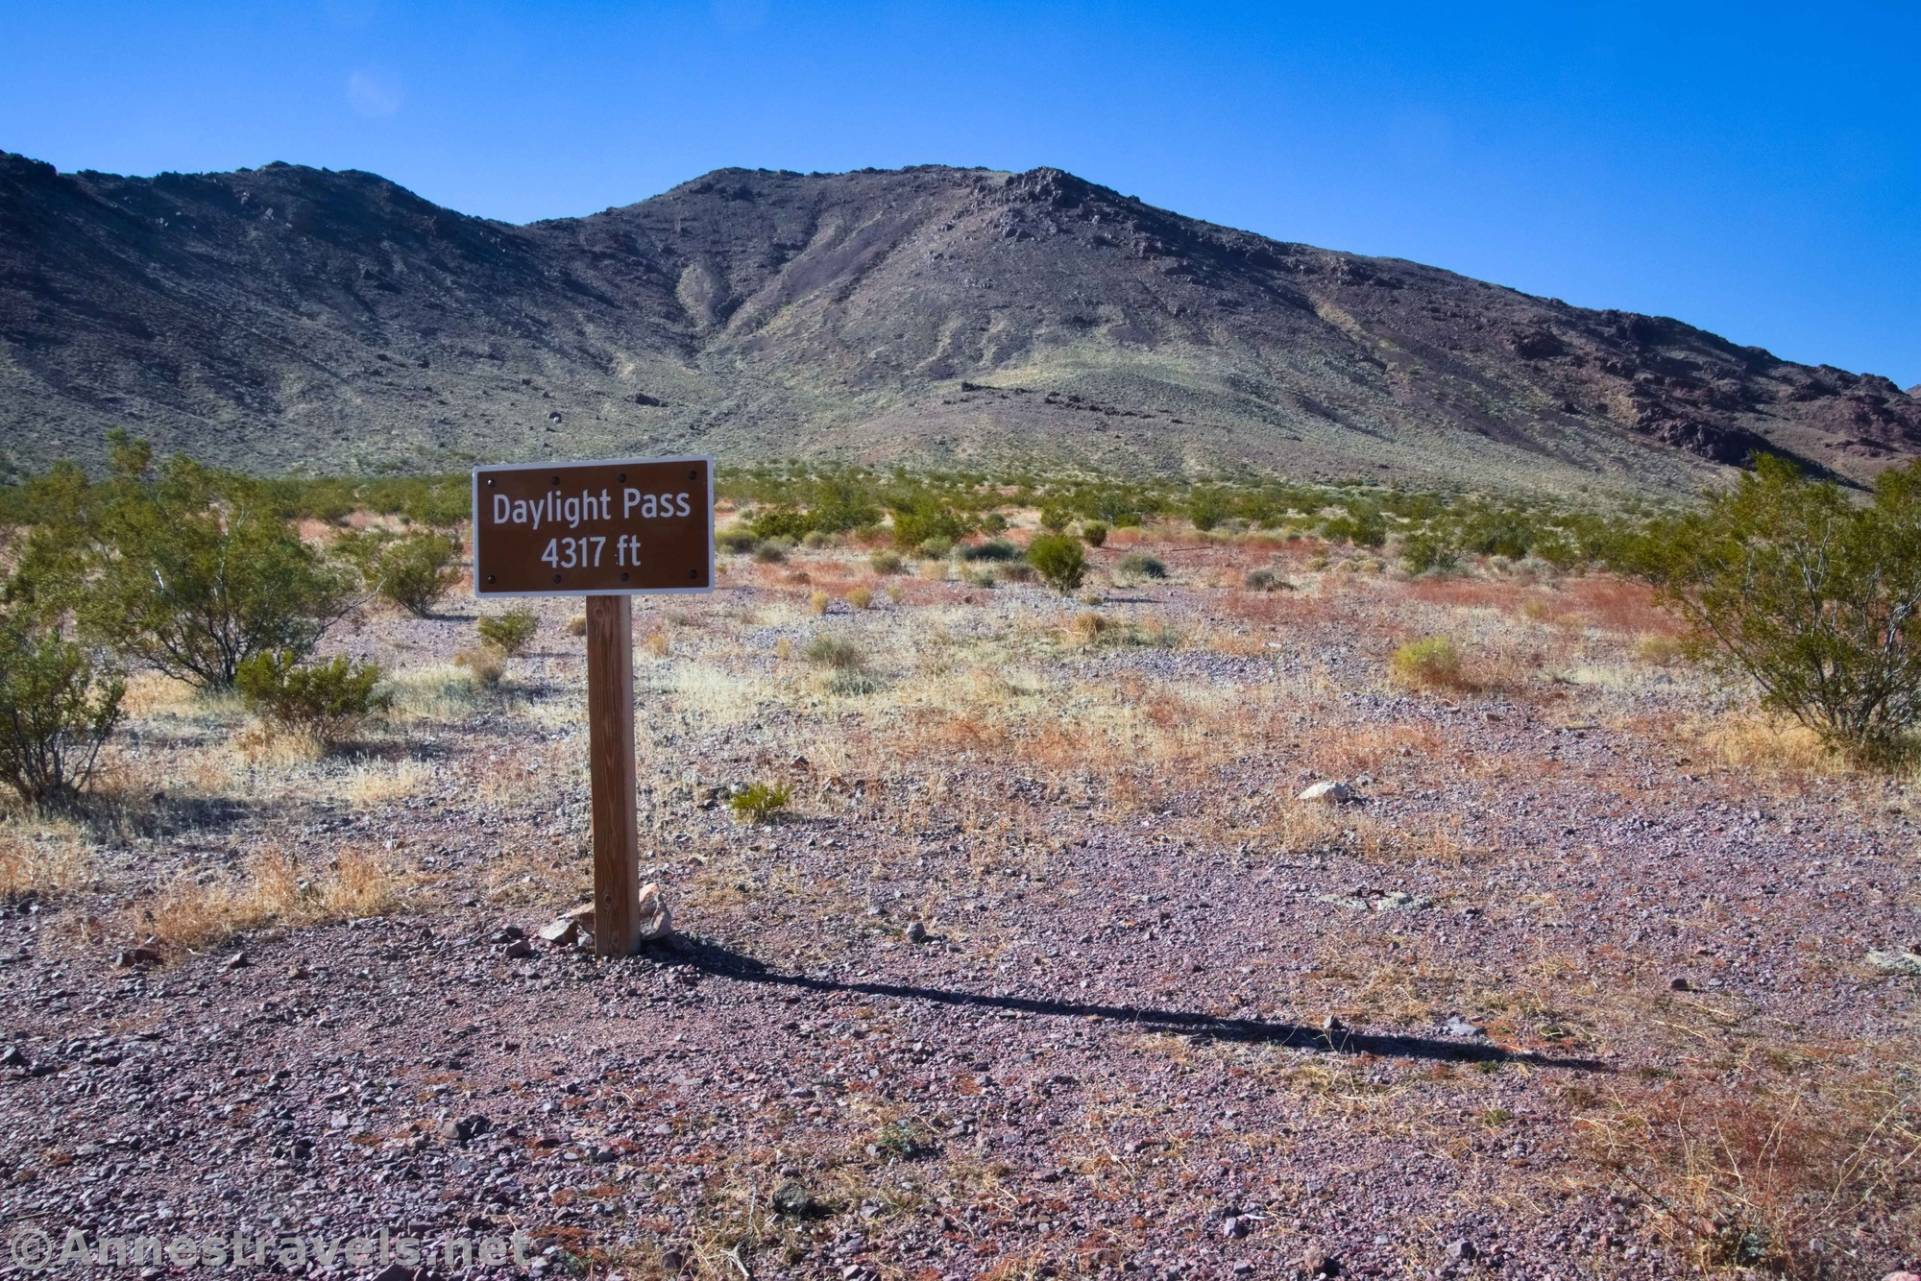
(0, 827, 92, 898)
(139, 846, 410, 952)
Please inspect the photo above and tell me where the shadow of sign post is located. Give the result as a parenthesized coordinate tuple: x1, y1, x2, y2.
(472, 457, 714, 956)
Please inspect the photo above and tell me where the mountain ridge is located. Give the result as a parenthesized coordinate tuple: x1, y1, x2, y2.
(3, 150, 1917, 495)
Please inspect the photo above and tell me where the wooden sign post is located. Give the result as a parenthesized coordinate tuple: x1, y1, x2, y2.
(472, 457, 714, 957)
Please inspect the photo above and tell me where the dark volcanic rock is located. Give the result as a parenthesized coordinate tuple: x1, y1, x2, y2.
(2, 153, 1915, 493)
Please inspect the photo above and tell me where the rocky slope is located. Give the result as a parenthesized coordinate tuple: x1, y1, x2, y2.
(3, 151, 1917, 494)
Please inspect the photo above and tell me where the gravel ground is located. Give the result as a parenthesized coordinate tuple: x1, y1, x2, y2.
(2, 539, 1917, 1280)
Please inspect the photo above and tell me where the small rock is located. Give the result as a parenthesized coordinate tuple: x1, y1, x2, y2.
(114, 946, 161, 969)
(441, 1114, 492, 1143)
(538, 907, 592, 946)
(1297, 780, 1355, 804)
(1442, 1016, 1485, 1039)
(286, 964, 309, 980)
(637, 882, 673, 943)
(1866, 949, 1921, 977)
(905, 921, 930, 945)
(1446, 1239, 1476, 1262)
(0, 1046, 25, 1068)
(1880, 1273, 1921, 1281)
(1669, 975, 1693, 991)
(222, 951, 251, 971)
(1221, 1214, 1248, 1239)
(489, 925, 525, 944)
(502, 938, 534, 959)
(1301, 1243, 1339, 1277)
(772, 1179, 817, 1217)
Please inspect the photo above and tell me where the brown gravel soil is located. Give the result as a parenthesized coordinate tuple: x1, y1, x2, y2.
(2, 531, 1918, 1281)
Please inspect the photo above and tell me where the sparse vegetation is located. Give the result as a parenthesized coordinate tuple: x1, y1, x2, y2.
(1388, 635, 1468, 691)
(729, 781, 793, 824)
(1634, 457, 1921, 767)
(1026, 534, 1086, 594)
(476, 607, 539, 656)
(234, 650, 389, 748)
(1117, 552, 1167, 580)
(0, 611, 125, 809)
(365, 530, 461, 616)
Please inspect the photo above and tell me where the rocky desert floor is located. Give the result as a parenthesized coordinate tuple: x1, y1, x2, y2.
(2, 524, 1917, 1281)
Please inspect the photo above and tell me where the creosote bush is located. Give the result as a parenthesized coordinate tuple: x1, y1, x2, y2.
(869, 551, 904, 576)
(0, 613, 125, 809)
(367, 531, 460, 617)
(1634, 457, 1921, 768)
(16, 440, 354, 690)
(1081, 522, 1108, 548)
(1026, 534, 1086, 594)
(235, 651, 389, 748)
(476, 608, 538, 657)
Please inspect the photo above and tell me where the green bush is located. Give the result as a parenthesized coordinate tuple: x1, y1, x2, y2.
(753, 539, 791, 564)
(1117, 552, 1167, 580)
(890, 500, 969, 550)
(369, 532, 459, 617)
(1081, 522, 1108, 548)
(980, 512, 1009, 534)
(1399, 530, 1460, 576)
(476, 608, 539, 657)
(0, 613, 124, 809)
(31, 448, 355, 690)
(1026, 534, 1087, 594)
(869, 551, 904, 575)
(917, 536, 955, 560)
(960, 539, 1019, 562)
(235, 650, 389, 747)
(717, 528, 759, 554)
(1634, 457, 1921, 766)
(730, 781, 793, 824)
(1038, 506, 1071, 533)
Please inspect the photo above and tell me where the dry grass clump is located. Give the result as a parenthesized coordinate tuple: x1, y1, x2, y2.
(0, 828, 92, 899)
(140, 846, 410, 952)
(1577, 1055, 1921, 1279)
(1697, 712, 1847, 777)
(1388, 635, 1473, 692)
(847, 586, 874, 610)
(453, 645, 506, 689)
(567, 611, 589, 637)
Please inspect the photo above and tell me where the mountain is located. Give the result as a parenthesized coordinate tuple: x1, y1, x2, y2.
(3, 151, 1917, 495)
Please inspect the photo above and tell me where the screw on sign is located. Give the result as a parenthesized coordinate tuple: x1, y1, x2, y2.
(472, 457, 714, 956)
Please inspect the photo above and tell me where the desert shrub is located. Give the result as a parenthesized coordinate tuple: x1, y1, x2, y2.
(567, 612, 588, 637)
(235, 651, 389, 747)
(1118, 552, 1167, 580)
(847, 586, 874, 610)
(890, 499, 969, 550)
(1081, 522, 1108, 548)
(1399, 530, 1460, 576)
(802, 530, 832, 550)
(1188, 490, 1227, 532)
(753, 539, 791, 563)
(1000, 563, 1035, 583)
(1634, 457, 1921, 767)
(980, 512, 1008, 534)
(917, 537, 955, 560)
(453, 645, 506, 689)
(368, 531, 459, 616)
(476, 608, 538, 656)
(0, 615, 125, 808)
(1026, 534, 1086, 594)
(1038, 506, 1071, 533)
(869, 551, 904, 575)
(1389, 636, 1467, 691)
(1244, 569, 1287, 592)
(803, 635, 865, 671)
(23, 446, 355, 689)
(729, 781, 793, 824)
(809, 589, 831, 616)
(963, 569, 997, 588)
(960, 539, 1019, 562)
(748, 507, 814, 542)
(1320, 506, 1388, 548)
(716, 528, 758, 554)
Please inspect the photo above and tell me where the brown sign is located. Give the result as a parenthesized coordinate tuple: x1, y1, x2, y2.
(471, 457, 714, 597)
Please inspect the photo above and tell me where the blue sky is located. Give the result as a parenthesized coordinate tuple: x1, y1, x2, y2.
(6, 1, 1917, 384)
